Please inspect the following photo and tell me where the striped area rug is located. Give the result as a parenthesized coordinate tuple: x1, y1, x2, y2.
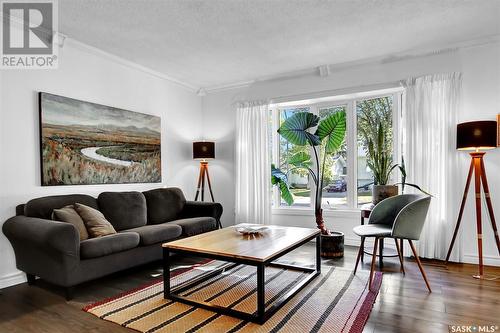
(84, 261, 382, 333)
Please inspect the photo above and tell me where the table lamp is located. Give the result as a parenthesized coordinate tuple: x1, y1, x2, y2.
(445, 120, 500, 279)
(193, 141, 215, 202)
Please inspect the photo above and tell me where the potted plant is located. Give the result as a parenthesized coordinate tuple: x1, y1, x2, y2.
(364, 125, 431, 203)
(366, 123, 399, 204)
(271, 111, 347, 258)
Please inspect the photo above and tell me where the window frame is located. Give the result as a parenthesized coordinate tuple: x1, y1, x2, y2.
(271, 89, 402, 212)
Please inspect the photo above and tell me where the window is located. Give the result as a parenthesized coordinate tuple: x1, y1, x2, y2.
(356, 96, 394, 207)
(318, 105, 348, 209)
(270, 89, 401, 210)
(278, 107, 312, 207)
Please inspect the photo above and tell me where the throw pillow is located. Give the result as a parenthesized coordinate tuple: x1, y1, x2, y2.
(74, 203, 117, 238)
(52, 205, 89, 241)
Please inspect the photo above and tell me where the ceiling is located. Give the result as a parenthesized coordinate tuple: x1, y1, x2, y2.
(59, 0, 500, 90)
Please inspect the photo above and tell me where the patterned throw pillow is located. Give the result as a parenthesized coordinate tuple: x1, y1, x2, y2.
(52, 205, 89, 241)
(74, 203, 117, 238)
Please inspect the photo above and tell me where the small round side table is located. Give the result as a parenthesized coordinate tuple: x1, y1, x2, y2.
(360, 203, 400, 268)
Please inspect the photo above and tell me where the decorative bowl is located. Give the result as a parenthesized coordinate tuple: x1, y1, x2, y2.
(235, 226, 269, 235)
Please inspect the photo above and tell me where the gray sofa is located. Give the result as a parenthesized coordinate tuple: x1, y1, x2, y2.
(2, 187, 222, 299)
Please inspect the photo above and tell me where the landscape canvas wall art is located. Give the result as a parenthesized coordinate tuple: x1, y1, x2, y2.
(39, 92, 161, 185)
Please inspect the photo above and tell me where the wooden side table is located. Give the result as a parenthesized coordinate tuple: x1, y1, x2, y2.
(360, 204, 400, 268)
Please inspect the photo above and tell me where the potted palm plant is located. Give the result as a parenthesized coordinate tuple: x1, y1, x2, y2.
(271, 111, 347, 258)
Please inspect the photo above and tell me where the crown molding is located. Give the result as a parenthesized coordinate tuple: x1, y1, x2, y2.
(65, 38, 200, 93)
(203, 68, 317, 94)
(203, 34, 500, 95)
(203, 80, 257, 93)
(1, 12, 200, 92)
(52, 32, 500, 95)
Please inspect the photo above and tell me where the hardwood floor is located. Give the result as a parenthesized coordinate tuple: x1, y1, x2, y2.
(0, 244, 498, 333)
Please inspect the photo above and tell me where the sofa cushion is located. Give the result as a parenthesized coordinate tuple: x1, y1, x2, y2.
(74, 203, 116, 238)
(122, 224, 182, 245)
(98, 192, 147, 231)
(52, 205, 89, 241)
(80, 232, 140, 259)
(143, 188, 186, 224)
(171, 217, 217, 237)
(25, 194, 98, 219)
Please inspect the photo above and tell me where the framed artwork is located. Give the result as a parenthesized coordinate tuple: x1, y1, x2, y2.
(39, 92, 161, 185)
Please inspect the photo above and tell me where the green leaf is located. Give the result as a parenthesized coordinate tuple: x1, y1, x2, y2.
(315, 111, 346, 154)
(394, 182, 433, 197)
(278, 181, 294, 205)
(271, 164, 286, 183)
(399, 156, 407, 193)
(271, 164, 294, 205)
(365, 121, 395, 185)
(377, 123, 384, 154)
(278, 112, 320, 146)
(399, 156, 406, 176)
(288, 152, 312, 168)
(383, 163, 398, 185)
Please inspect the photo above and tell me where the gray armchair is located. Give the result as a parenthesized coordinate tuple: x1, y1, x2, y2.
(353, 194, 432, 292)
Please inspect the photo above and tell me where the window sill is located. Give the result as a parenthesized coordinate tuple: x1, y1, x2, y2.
(272, 207, 360, 218)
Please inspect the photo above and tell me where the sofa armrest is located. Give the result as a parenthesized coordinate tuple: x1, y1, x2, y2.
(3, 216, 80, 257)
(180, 201, 223, 220)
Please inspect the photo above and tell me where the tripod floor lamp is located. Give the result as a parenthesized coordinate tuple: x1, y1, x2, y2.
(445, 120, 500, 279)
(193, 141, 215, 202)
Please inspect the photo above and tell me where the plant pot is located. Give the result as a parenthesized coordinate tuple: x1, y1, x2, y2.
(320, 232, 344, 258)
(372, 184, 398, 205)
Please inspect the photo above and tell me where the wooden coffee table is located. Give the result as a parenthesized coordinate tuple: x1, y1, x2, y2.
(162, 224, 321, 324)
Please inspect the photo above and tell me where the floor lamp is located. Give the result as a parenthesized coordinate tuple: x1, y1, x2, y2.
(445, 121, 500, 279)
(193, 141, 215, 202)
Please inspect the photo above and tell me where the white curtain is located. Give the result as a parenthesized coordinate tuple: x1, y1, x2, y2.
(402, 73, 463, 261)
(235, 101, 271, 225)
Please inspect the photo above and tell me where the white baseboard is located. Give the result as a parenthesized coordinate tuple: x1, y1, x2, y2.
(346, 241, 500, 266)
(0, 254, 494, 291)
(344, 237, 362, 247)
(0, 271, 26, 289)
(462, 254, 500, 267)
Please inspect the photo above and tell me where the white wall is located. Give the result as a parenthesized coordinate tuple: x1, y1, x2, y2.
(0, 40, 498, 290)
(202, 42, 500, 266)
(0, 40, 203, 287)
(460, 44, 500, 266)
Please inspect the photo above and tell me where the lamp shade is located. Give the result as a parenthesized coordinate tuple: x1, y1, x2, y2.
(193, 141, 215, 159)
(456, 121, 497, 150)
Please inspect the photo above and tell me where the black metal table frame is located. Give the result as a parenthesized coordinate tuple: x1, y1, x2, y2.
(163, 234, 320, 324)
